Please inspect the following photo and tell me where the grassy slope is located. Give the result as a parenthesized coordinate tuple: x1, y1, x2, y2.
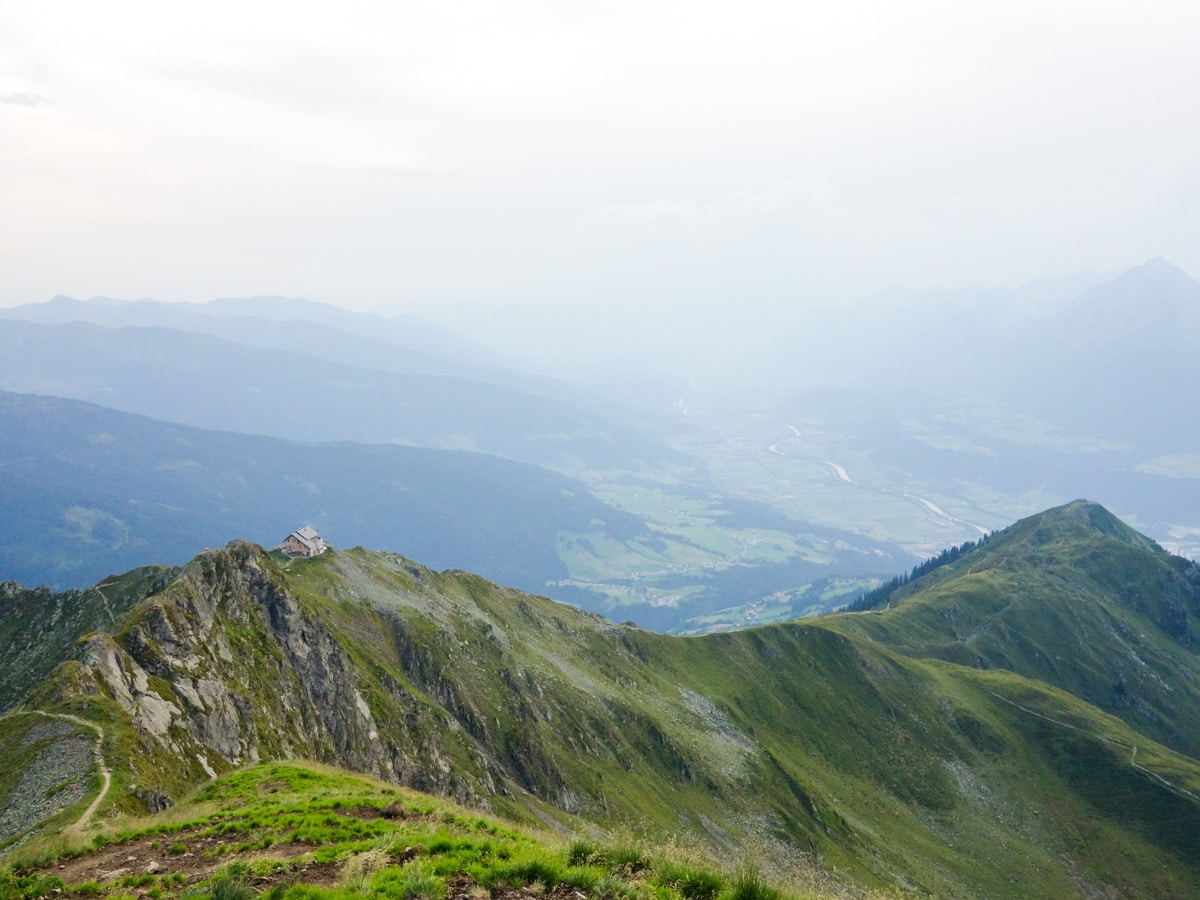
(267, 547, 1200, 895)
(828, 500, 1200, 758)
(6, 524, 1200, 897)
(2, 760, 886, 900)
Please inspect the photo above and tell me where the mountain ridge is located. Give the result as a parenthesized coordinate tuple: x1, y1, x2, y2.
(5, 294, 585, 405)
(0, 389, 646, 594)
(11, 294, 508, 371)
(0, 319, 677, 469)
(5, 501, 1200, 896)
(831, 499, 1200, 757)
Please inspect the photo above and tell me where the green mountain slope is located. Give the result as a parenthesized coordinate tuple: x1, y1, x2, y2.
(5, 518, 1200, 897)
(2, 760, 873, 900)
(831, 499, 1200, 758)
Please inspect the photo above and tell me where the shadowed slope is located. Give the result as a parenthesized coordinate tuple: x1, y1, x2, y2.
(830, 500, 1200, 758)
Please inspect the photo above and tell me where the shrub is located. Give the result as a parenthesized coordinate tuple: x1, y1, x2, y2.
(340, 848, 391, 894)
(373, 863, 445, 900)
(499, 858, 561, 889)
(0, 872, 66, 900)
(206, 863, 255, 900)
(561, 867, 602, 891)
(566, 840, 597, 867)
(594, 873, 639, 900)
(724, 868, 781, 900)
(654, 863, 723, 900)
(607, 846, 650, 875)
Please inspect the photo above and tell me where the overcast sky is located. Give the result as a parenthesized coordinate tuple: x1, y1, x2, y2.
(3, 0, 1199, 345)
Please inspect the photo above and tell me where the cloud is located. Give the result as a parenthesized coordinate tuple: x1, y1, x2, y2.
(2, 92, 45, 106)
(590, 178, 846, 238)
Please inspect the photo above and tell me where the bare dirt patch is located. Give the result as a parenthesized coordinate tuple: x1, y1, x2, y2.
(33, 828, 316, 888)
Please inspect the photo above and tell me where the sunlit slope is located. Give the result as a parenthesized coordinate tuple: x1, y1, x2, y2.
(1, 760, 871, 900)
(5, 530, 1200, 896)
(830, 500, 1200, 758)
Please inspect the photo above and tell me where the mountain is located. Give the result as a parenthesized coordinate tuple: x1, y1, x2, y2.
(761, 258, 1200, 454)
(1009, 259, 1200, 449)
(0, 294, 590, 403)
(832, 500, 1200, 758)
(756, 259, 1200, 399)
(0, 391, 645, 593)
(715, 259, 1200, 561)
(0, 390, 907, 629)
(1050, 257, 1200, 348)
(4, 503, 1200, 896)
(0, 294, 509, 371)
(0, 319, 676, 469)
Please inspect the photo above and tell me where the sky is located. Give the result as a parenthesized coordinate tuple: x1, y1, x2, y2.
(3, 0, 1200, 351)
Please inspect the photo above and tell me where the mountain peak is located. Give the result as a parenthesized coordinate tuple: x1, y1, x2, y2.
(1007, 499, 1159, 552)
(1037, 260, 1200, 359)
(1101, 257, 1200, 299)
(1134, 255, 1192, 278)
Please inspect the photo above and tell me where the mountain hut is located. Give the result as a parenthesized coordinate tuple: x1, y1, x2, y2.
(282, 526, 327, 558)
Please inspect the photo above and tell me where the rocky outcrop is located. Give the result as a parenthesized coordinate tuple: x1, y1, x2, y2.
(76, 543, 456, 796)
(1, 566, 175, 713)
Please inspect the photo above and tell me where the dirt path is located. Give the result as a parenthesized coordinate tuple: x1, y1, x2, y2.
(32, 711, 112, 835)
(981, 688, 1199, 803)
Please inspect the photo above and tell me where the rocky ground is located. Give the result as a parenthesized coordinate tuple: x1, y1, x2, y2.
(0, 723, 93, 849)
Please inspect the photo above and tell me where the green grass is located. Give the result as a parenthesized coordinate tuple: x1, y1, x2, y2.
(1, 763, 821, 900)
(552, 477, 870, 628)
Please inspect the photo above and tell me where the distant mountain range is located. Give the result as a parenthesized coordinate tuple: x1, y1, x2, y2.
(762, 258, 1200, 454)
(4, 501, 1200, 897)
(0, 318, 673, 469)
(0, 390, 645, 593)
(5, 263, 1199, 626)
(2, 294, 511, 370)
(726, 258, 1200, 554)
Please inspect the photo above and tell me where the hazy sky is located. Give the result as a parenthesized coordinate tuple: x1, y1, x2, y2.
(3, 1, 1199, 340)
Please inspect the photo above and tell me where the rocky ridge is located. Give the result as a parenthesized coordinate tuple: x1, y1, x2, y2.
(8, 507, 1200, 896)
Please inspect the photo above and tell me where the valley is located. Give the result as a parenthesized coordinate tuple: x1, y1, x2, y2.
(6, 261, 1200, 633)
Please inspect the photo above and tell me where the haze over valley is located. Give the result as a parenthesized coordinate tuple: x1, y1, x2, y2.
(4, 3, 1200, 896)
(4, 257, 1198, 633)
